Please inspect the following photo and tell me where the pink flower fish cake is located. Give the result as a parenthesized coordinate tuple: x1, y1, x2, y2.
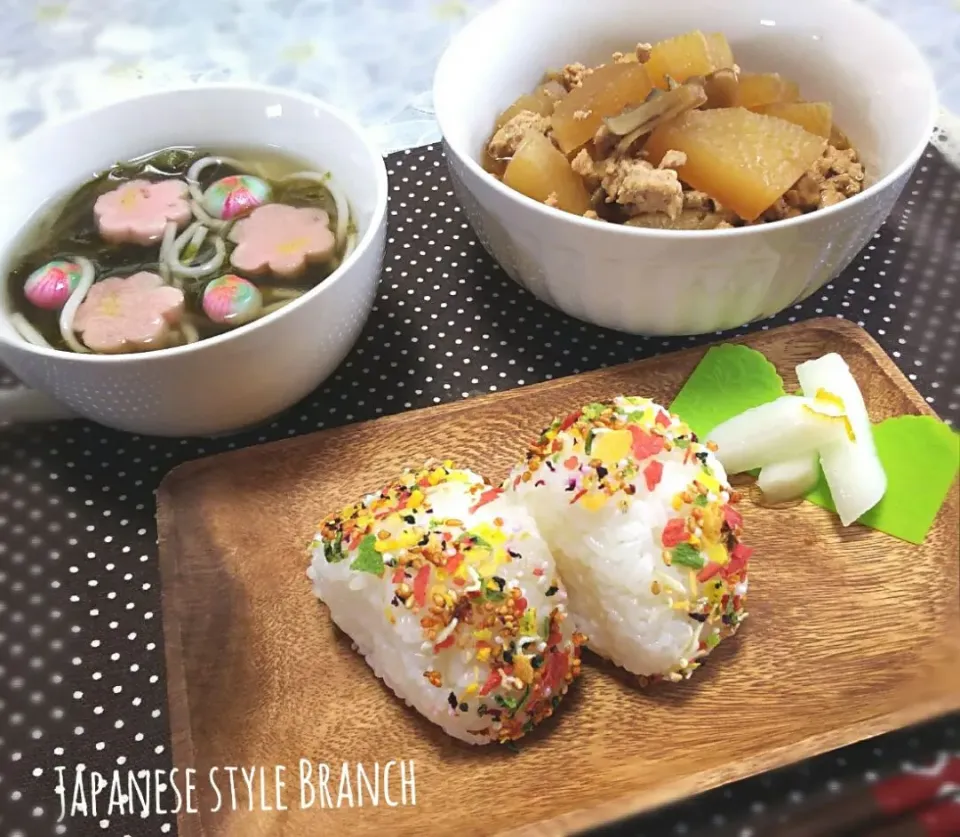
(73, 272, 185, 354)
(228, 203, 336, 280)
(94, 179, 191, 246)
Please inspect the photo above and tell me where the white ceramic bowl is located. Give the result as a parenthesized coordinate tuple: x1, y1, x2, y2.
(0, 84, 387, 437)
(434, 0, 938, 336)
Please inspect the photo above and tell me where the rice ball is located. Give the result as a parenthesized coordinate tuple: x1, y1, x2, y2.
(308, 461, 583, 745)
(505, 397, 751, 683)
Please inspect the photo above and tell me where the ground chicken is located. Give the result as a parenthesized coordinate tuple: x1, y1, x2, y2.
(571, 149, 604, 191)
(487, 110, 550, 159)
(680, 189, 739, 224)
(762, 197, 804, 223)
(601, 158, 684, 219)
(819, 189, 847, 209)
(658, 150, 688, 170)
(683, 190, 714, 211)
(544, 192, 560, 208)
(784, 172, 822, 211)
(815, 145, 865, 207)
(777, 145, 865, 214)
(552, 62, 592, 90)
(815, 146, 864, 183)
(612, 50, 639, 64)
(636, 43, 653, 63)
(626, 207, 735, 230)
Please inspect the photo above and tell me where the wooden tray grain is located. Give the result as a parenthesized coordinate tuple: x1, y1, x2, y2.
(157, 318, 960, 837)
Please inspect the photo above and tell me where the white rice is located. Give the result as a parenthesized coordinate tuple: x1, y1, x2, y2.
(308, 462, 582, 745)
(505, 396, 751, 682)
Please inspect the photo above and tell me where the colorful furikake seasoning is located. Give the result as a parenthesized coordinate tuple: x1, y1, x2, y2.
(310, 461, 584, 744)
(507, 396, 752, 683)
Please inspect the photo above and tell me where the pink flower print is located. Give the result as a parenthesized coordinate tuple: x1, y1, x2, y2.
(94, 179, 192, 246)
(228, 203, 336, 280)
(73, 272, 185, 354)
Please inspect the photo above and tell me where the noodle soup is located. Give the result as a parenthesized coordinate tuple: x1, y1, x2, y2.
(4, 146, 356, 355)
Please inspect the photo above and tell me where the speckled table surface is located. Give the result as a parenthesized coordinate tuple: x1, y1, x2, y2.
(0, 3, 959, 837)
(0, 0, 959, 154)
(1, 140, 958, 837)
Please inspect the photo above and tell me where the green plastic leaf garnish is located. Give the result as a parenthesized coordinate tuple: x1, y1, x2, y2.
(669, 344, 785, 439)
(350, 534, 384, 576)
(669, 343, 958, 545)
(805, 416, 959, 545)
(671, 543, 705, 569)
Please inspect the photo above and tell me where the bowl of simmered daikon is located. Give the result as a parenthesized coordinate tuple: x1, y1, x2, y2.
(433, 0, 937, 336)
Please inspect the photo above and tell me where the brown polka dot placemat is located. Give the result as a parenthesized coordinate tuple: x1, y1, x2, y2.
(1, 143, 958, 837)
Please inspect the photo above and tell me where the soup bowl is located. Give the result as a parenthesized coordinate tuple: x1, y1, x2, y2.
(433, 0, 938, 336)
(0, 84, 388, 437)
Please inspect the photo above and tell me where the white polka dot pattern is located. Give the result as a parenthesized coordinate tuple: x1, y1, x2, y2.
(0, 143, 957, 836)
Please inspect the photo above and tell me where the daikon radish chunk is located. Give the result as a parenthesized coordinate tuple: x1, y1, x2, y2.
(757, 455, 820, 504)
(704, 33, 736, 73)
(551, 63, 653, 154)
(645, 30, 734, 89)
(503, 132, 592, 215)
(734, 73, 800, 109)
(707, 394, 850, 475)
(494, 93, 554, 129)
(752, 102, 833, 139)
(644, 108, 827, 222)
(796, 354, 886, 526)
(493, 84, 566, 129)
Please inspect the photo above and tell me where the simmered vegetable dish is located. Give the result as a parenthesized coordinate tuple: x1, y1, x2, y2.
(483, 30, 865, 229)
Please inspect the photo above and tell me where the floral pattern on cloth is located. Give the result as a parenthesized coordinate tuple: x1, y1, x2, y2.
(73, 271, 185, 353)
(94, 179, 192, 246)
(228, 203, 336, 280)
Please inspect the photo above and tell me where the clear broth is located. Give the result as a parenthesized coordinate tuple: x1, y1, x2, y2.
(4, 145, 352, 352)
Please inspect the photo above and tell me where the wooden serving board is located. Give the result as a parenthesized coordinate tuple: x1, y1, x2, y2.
(157, 318, 960, 837)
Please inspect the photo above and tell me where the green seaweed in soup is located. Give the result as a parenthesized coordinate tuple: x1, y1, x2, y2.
(4, 145, 356, 354)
